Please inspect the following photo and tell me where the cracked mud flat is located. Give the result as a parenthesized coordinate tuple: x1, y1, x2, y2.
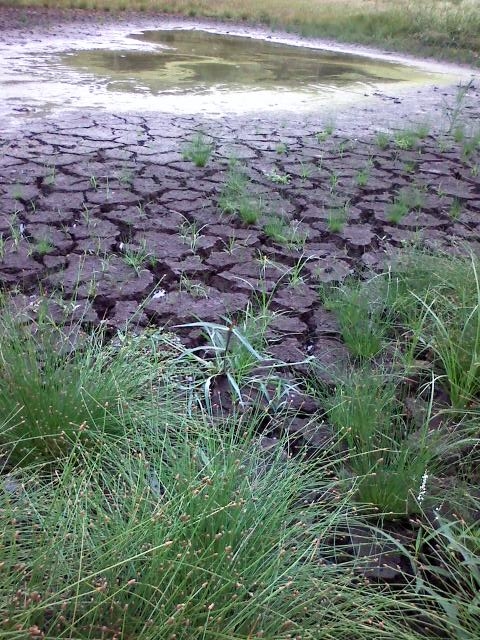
(1, 7, 480, 582)
(0, 6, 479, 367)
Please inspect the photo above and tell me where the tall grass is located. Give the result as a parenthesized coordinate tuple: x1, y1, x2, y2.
(312, 247, 480, 513)
(0, 308, 162, 465)
(0, 396, 415, 639)
(389, 250, 480, 409)
(408, 493, 480, 640)
(0, 286, 479, 637)
(320, 274, 394, 361)
(319, 367, 435, 515)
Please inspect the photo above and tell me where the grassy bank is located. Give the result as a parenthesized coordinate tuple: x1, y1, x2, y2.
(4, 0, 480, 65)
(1, 245, 479, 638)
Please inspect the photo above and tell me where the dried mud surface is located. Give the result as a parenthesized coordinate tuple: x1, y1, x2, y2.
(0, 7, 479, 360)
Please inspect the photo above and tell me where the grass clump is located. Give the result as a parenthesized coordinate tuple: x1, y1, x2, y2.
(121, 240, 157, 274)
(0, 307, 162, 465)
(310, 247, 480, 513)
(29, 238, 54, 256)
(389, 249, 480, 409)
(394, 129, 418, 151)
(355, 166, 370, 187)
(263, 214, 290, 242)
(182, 131, 214, 167)
(263, 216, 306, 248)
(265, 169, 291, 184)
(375, 131, 390, 149)
(237, 195, 264, 225)
(409, 493, 480, 639)
(172, 301, 297, 411)
(218, 158, 249, 214)
(0, 380, 388, 639)
(320, 275, 393, 361)
(319, 248, 480, 410)
(0, 273, 479, 636)
(219, 159, 264, 225)
(387, 186, 425, 223)
(386, 198, 409, 224)
(326, 205, 349, 233)
(320, 367, 434, 514)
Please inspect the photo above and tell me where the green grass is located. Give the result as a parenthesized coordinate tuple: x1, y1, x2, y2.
(375, 131, 390, 150)
(182, 131, 214, 167)
(406, 493, 480, 639)
(326, 204, 349, 233)
(310, 247, 480, 515)
(0, 277, 479, 637)
(449, 197, 463, 220)
(29, 238, 54, 256)
(319, 366, 434, 514)
(394, 129, 418, 151)
(179, 217, 206, 252)
(316, 123, 335, 142)
(265, 169, 291, 185)
(0, 303, 395, 639)
(263, 215, 290, 243)
(461, 126, 480, 159)
(237, 195, 264, 225)
(218, 159, 249, 215)
(388, 249, 480, 408)
(121, 240, 156, 274)
(320, 275, 394, 361)
(386, 188, 420, 224)
(0, 412, 364, 639)
(219, 159, 265, 225)
(0, 311, 163, 465)
(355, 166, 370, 188)
(170, 299, 301, 411)
(320, 248, 480, 410)
(262, 216, 306, 249)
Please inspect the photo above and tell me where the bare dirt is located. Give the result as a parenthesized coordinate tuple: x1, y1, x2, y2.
(0, 6, 479, 360)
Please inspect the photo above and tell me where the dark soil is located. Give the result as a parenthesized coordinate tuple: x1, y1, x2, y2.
(1, 101, 479, 352)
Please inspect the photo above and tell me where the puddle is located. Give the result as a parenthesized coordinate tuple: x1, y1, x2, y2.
(0, 19, 470, 127)
(63, 29, 435, 96)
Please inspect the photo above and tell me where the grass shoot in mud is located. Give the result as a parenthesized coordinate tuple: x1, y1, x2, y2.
(263, 216, 307, 250)
(121, 239, 157, 274)
(182, 131, 214, 167)
(218, 158, 266, 225)
(29, 238, 53, 256)
(326, 202, 349, 233)
(355, 165, 370, 188)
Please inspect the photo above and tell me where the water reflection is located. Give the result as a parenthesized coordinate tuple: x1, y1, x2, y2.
(63, 29, 430, 95)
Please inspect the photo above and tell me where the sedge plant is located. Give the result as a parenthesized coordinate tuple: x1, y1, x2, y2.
(0, 396, 400, 639)
(0, 305, 162, 465)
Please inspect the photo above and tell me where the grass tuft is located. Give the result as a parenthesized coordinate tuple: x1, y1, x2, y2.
(0, 308, 162, 465)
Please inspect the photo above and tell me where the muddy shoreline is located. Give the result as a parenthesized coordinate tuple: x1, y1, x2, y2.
(1, 6, 479, 130)
(0, 5, 479, 351)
